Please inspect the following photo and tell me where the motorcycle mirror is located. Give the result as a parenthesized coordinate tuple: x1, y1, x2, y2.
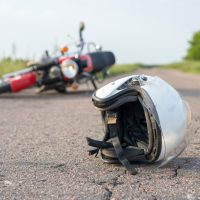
(79, 21, 85, 32)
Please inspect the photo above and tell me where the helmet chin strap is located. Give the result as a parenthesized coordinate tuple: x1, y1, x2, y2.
(87, 111, 138, 175)
(106, 111, 138, 175)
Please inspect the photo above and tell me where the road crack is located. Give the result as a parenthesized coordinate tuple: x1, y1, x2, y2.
(94, 174, 123, 199)
(51, 163, 68, 172)
(171, 165, 180, 178)
(103, 187, 112, 200)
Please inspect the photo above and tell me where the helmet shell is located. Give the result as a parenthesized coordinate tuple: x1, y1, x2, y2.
(94, 75, 191, 165)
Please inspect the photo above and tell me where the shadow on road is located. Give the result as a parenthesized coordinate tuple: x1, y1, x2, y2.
(2, 87, 199, 100)
(1, 156, 199, 176)
(160, 156, 200, 172)
(178, 88, 200, 97)
(0, 90, 94, 100)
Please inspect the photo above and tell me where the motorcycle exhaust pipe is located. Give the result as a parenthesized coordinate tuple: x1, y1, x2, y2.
(0, 72, 37, 94)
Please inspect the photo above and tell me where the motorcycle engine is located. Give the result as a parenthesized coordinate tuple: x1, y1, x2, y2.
(49, 66, 61, 78)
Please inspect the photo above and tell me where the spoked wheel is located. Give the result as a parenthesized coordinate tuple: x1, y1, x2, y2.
(54, 85, 67, 94)
(37, 84, 67, 94)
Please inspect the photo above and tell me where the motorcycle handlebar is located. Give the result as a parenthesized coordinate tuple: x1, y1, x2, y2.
(79, 22, 85, 41)
(33, 59, 59, 71)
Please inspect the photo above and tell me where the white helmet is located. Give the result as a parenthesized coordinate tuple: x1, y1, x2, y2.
(87, 75, 191, 175)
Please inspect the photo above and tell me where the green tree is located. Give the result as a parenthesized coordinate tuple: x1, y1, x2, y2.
(185, 31, 200, 60)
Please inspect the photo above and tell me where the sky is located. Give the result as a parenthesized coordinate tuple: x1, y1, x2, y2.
(0, 0, 200, 64)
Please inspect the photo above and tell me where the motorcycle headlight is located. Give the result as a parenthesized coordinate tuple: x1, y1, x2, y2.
(60, 60, 79, 79)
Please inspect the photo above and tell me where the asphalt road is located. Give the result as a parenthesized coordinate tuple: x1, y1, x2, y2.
(0, 69, 199, 200)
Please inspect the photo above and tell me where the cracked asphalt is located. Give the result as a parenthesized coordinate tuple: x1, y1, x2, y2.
(0, 68, 200, 200)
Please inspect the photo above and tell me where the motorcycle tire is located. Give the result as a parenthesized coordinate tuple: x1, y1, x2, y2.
(55, 86, 67, 94)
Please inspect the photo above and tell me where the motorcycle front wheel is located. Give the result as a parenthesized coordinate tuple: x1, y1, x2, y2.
(55, 85, 67, 94)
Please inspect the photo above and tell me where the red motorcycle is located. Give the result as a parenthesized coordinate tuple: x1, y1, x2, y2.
(0, 23, 115, 94)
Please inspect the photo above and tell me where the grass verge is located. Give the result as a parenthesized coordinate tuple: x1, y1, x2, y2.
(159, 60, 200, 74)
(109, 63, 143, 76)
(0, 59, 143, 77)
(1, 58, 200, 78)
(0, 58, 27, 77)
